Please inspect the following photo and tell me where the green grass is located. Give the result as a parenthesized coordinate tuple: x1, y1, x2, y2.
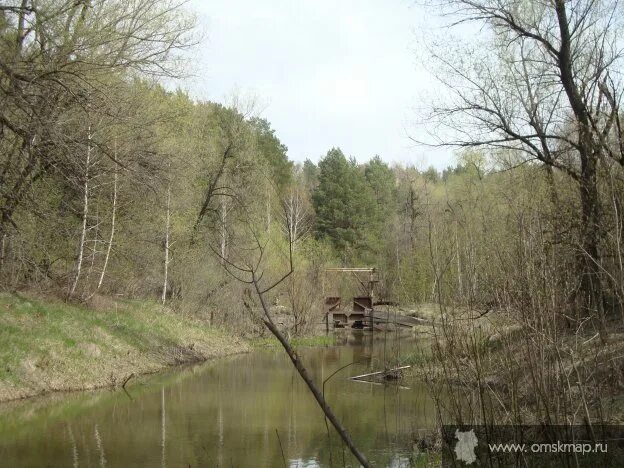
(63, 337, 76, 347)
(0, 292, 248, 401)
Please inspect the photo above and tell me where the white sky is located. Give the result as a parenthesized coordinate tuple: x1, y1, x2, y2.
(182, 0, 457, 169)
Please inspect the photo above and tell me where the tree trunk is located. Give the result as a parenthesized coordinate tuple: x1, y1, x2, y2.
(578, 156, 605, 330)
(554, 0, 606, 330)
(162, 183, 171, 305)
(253, 279, 371, 468)
(69, 125, 91, 298)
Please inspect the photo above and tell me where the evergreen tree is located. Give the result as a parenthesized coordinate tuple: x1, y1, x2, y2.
(362, 155, 398, 264)
(365, 156, 396, 217)
(311, 148, 376, 261)
(302, 159, 319, 194)
(249, 117, 292, 191)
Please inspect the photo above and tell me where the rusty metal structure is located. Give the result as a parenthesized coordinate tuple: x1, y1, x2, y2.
(321, 267, 423, 331)
(322, 267, 379, 331)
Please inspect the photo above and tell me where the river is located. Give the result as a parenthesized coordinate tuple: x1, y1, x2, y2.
(0, 331, 435, 467)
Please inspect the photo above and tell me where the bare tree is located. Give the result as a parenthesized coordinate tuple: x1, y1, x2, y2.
(280, 185, 312, 250)
(207, 199, 371, 467)
(69, 123, 93, 298)
(419, 0, 624, 332)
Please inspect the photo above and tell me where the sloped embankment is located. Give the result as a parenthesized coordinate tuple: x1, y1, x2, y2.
(0, 293, 249, 402)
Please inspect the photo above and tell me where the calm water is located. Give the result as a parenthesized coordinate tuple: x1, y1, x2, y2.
(0, 332, 436, 467)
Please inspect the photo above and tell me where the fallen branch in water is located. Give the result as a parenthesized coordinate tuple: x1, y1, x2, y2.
(259, 295, 371, 467)
(350, 379, 412, 390)
(350, 365, 411, 381)
(121, 373, 135, 389)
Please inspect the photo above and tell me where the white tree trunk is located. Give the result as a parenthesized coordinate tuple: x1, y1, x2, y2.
(69, 125, 91, 298)
(98, 167, 117, 289)
(161, 183, 171, 305)
(283, 188, 309, 250)
(84, 206, 99, 288)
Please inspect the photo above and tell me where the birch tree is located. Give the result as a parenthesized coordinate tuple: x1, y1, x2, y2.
(0, 0, 195, 238)
(281, 185, 311, 249)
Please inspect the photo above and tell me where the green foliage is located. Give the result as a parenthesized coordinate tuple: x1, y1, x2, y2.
(422, 166, 440, 183)
(311, 148, 378, 262)
(249, 117, 293, 191)
(302, 159, 319, 192)
(307, 151, 400, 271)
(365, 155, 396, 209)
(5, 0, 620, 362)
(363, 155, 398, 259)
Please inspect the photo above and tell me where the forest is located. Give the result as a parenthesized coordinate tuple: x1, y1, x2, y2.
(0, 0, 525, 333)
(2, 0, 624, 466)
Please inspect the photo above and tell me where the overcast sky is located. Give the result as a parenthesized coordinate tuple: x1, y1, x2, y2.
(183, 0, 456, 169)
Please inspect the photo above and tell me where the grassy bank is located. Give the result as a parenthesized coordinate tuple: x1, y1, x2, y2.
(0, 292, 249, 402)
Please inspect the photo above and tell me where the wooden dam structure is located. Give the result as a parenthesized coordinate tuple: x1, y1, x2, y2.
(322, 267, 423, 331)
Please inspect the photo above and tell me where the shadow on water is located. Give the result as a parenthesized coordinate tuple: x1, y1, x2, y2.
(0, 332, 436, 467)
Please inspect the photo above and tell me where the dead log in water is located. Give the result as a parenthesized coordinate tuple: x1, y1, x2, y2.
(349, 365, 411, 381)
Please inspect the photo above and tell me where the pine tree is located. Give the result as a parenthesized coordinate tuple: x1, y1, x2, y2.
(311, 148, 376, 261)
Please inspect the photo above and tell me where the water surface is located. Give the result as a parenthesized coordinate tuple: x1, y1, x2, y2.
(0, 332, 435, 467)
